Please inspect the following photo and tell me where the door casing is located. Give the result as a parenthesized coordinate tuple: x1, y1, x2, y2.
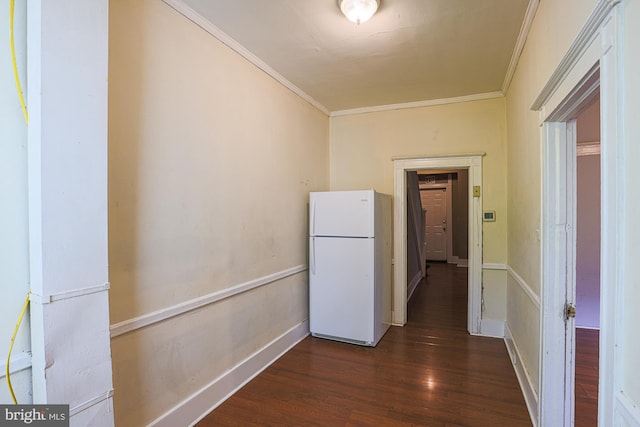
(534, 3, 622, 424)
(392, 154, 483, 333)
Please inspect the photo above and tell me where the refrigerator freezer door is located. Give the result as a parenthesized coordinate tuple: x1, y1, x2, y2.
(310, 190, 374, 238)
(309, 236, 375, 344)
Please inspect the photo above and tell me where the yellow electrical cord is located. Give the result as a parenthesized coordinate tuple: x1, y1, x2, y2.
(6, 0, 30, 405)
(10, 0, 28, 124)
(6, 293, 30, 404)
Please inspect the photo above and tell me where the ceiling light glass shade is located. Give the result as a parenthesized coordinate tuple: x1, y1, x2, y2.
(339, 0, 379, 25)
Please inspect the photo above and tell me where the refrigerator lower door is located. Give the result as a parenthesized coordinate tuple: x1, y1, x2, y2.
(310, 236, 375, 345)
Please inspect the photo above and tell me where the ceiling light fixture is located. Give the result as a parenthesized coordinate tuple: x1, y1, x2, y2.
(339, 0, 379, 25)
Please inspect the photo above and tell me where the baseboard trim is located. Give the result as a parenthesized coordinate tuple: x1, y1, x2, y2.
(475, 319, 505, 338)
(147, 320, 309, 427)
(504, 325, 539, 427)
(407, 271, 422, 301)
(615, 391, 640, 427)
(576, 141, 601, 156)
(457, 259, 468, 268)
(111, 265, 307, 338)
(576, 325, 600, 331)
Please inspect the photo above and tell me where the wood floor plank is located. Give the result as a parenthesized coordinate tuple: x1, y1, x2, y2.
(575, 328, 599, 427)
(197, 263, 532, 426)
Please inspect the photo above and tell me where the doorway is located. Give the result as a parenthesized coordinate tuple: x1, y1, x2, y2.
(575, 97, 601, 426)
(392, 155, 483, 333)
(536, 6, 622, 422)
(418, 170, 469, 266)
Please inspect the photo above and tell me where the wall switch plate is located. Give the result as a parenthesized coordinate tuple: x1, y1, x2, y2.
(473, 186, 481, 197)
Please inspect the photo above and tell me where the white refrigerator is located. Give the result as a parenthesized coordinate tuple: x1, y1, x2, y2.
(309, 190, 392, 347)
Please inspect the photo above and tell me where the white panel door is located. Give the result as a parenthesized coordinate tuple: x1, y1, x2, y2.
(310, 191, 374, 238)
(421, 188, 447, 261)
(309, 236, 374, 343)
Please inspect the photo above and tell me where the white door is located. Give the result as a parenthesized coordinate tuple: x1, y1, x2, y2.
(420, 188, 447, 261)
(309, 236, 375, 343)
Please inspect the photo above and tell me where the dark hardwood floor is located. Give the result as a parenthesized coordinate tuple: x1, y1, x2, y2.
(198, 263, 531, 426)
(575, 328, 599, 426)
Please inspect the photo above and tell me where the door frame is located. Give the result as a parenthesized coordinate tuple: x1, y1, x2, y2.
(533, 2, 622, 424)
(392, 154, 483, 334)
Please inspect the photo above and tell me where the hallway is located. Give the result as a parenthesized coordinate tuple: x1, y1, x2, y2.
(198, 263, 531, 426)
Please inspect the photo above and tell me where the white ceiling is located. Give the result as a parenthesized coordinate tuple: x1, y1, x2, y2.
(177, 0, 531, 113)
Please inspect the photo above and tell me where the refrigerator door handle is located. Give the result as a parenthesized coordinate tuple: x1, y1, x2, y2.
(310, 200, 316, 237)
(310, 237, 316, 275)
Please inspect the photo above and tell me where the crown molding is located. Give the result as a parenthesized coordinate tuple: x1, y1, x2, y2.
(502, 0, 540, 94)
(330, 91, 504, 117)
(161, 0, 330, 116)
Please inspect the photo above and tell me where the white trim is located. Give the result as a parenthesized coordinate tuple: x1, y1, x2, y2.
(576, 141, 600, 156)
(70, 389, 114, 417)
(505, 325, 539, 427)
(29, 282, 110, 305)
(407, 271, 422, 301)
(477, 319, 504, 338)
(160, 0, 329, 116)
(540, 119, 577, 427)
(456, 259, 468, 268)
(615, 391, 640, 427)
(543, 63, 600, 124)
(535, 3, 623, 424)
(597, 11, 623, 425)
(331, 92, 503, 117)
(392, 153, 486, 161)
(482, 263, 507, 270)
(502, 0, 540, 94)
(393, 154, 484, 334)
(507, 265, 540, 309)
(530, 0, 620, 111)
(110, 265, 307, 338)
(148, 320, 309, 427)
(0, 352, 31, 379)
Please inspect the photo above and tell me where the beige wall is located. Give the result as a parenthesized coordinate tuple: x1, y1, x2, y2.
(330, 98, 508, 321)
(108, 0, 329, 424)
(505, 0, 599, 396)
(622, 0, 640, 408)
(576, 154, 600, 329)
(577, 98, 600, 142)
